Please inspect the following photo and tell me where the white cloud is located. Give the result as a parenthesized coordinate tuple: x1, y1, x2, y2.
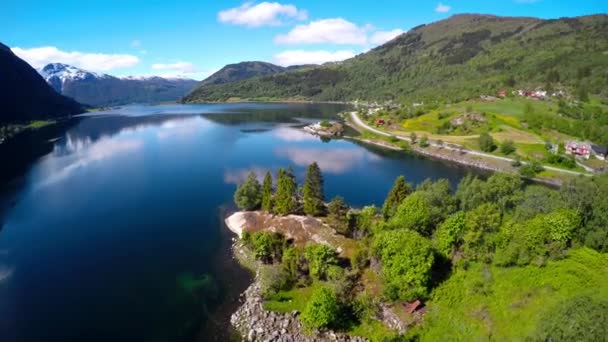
(131, 40, 141, 47)
(218, 1, 307, 28)
(273, 50, 355, 66)
(11, 46, 140, 72)
(435, 2, 451, 13)
(275, 18, 370, 45)
(369, 29, 405, 45)
(152, 61, 196, 73)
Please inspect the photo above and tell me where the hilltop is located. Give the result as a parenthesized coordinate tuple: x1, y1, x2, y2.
(184, 14, 608, 104)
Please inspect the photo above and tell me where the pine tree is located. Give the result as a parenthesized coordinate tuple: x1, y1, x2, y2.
(382, 175, 413, 219)
(261, 171, 273, 212)
(274, 168, 297, 215)
(303, 162, 325, 216)
(234, 171, 261, 210)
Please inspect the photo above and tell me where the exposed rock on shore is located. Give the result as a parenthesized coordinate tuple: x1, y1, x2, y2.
(225, 212, 357, 258)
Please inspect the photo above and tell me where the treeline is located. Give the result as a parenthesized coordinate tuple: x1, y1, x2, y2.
(234, 167, 608, 338)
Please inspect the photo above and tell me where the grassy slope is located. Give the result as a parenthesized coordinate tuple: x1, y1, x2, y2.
(412, 248, 608, 341)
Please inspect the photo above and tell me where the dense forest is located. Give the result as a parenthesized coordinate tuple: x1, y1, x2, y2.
(185, 14, 608, 105)
(233, 163, 608, 340)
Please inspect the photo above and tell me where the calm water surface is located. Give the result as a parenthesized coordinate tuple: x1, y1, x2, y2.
(0, 103, 478, 341)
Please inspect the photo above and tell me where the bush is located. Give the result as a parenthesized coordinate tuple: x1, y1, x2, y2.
(246, 232, 286, 264)
(520, 161, 544, 178)
(419, 135, 429, 147)
(500, 139, 516, 155)
(478, 132, 496, 152)
(304, 244, 339, 280)
(301, 287, 341, 330)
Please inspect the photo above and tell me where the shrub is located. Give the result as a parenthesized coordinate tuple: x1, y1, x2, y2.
(500, 139, 516, 155)
(478, 132, 496, 152)
(419, 135, 429, 147)
(304, 244, 339, 280)
(519, 161, 544, 177)
(301, 287, 340, 330)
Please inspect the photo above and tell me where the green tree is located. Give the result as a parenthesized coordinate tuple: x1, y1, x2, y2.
(303, 162, 325, 216)
(463, 203, 501, 261)
(500, 139, 516, 155)
(246, 232, 285, 264)
(381, 176, 413, 219)
(389, 192, 432, 236)
(234, 171, 261, 210)
(478, 132, 496, 152)
(301, 287, 340, 330)
(274, 168, 297, 215)
(373, 229, 435, 301)
(261, 171, 273, 212)
(410, 132, 417, 144)
(519, 160, 544, 178)
(434, 211, 467, 258)
(327, 196, 350, 234)
(304, 244, 339, 280)
(417, 179, 458, 227)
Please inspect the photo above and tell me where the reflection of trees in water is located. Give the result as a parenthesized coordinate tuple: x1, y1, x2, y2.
(201, 103, 349, 126)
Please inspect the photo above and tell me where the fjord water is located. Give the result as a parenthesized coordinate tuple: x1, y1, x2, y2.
(0, 103, 474, 341)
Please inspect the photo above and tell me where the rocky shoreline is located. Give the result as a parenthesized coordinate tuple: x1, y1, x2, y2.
(225, 213, 370, 341)
(231, 277, 369, 342)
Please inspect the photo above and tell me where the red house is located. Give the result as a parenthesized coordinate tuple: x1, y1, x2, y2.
(498, 90, 507, 98)
(404, 300, 423, 314)
(376, 119, 386, 125)
(566, 141, 591, 158)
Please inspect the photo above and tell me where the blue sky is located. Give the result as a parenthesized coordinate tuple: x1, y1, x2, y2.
(2, 0, 607, 79)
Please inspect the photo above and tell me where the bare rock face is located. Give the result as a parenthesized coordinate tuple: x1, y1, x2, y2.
(231, 281, 369, 342)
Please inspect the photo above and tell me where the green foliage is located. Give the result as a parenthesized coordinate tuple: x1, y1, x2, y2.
(419, 135, 429, 147)
(514, 185, 562, 221)
(463, 203, 501, 261)
(417, 179, 458, 228)
(301, 287, 340, 330)
(500, 139, 516, 155)
(303, 162, 325, 216)
(319, 120, 332, 128)
(328, 196, 350, 235)
(304, 244, 339, 280)
(409, 132, 418, 144)
(373, 229, 435, 301)
(434, 211, 467, 258)
(234, 171, 261, 210)
(261, 171, 273, 212)
(245, 232, 286, 264)
(381, 175, 413, 219)
(456, 173, 522, 212)
(274, 168, 297, 215)
(478, 132, 496, 152)
(352, 205, 377, 238)
(519, 160, 545, 178)
(533, 295, 608, 342)
(389, 192, 432, 236)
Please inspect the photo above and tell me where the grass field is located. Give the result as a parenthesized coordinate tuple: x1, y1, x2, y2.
(409, 248, 608, 341)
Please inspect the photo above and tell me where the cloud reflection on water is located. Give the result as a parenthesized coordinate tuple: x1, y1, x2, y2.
(273, 127, 318, 142)
(275, 146, 378, 174)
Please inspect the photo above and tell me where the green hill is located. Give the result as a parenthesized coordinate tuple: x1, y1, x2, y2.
(183, 14, 608, 104)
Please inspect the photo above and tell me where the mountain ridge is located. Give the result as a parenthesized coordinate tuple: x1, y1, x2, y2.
(198, 61, 318, 88)
(39, 63, 199, 107)
(183, 13, 608, 104)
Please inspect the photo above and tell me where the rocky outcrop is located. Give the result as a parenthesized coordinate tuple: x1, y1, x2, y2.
(231, 280, 369, 342)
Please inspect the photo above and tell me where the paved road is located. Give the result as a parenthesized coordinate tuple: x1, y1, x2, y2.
(349, 111, 590, 177)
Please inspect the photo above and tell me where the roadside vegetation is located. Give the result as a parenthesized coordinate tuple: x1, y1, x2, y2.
(232, 162, 608, 341)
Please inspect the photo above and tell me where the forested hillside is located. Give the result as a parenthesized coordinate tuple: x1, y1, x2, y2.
(184, 14, 608, 104)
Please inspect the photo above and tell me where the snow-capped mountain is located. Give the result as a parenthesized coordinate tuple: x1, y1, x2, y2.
(38, 63, 198, 107)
